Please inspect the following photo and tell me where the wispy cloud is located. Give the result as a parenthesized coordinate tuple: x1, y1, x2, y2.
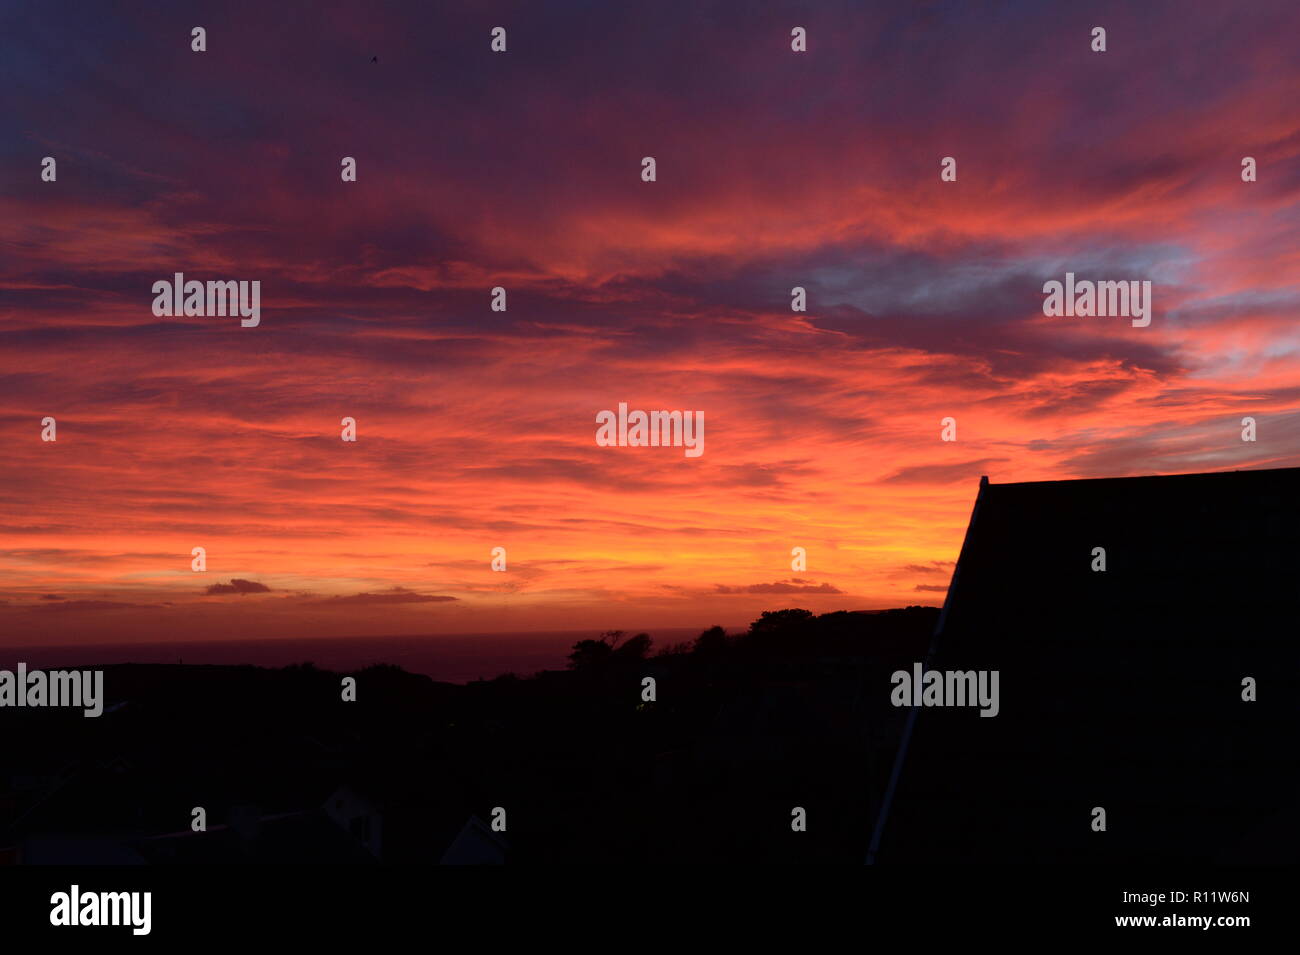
(1, 0, 1297, 640)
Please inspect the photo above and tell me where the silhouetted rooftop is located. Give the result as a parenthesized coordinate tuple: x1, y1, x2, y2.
(874, 465, 1300, 864)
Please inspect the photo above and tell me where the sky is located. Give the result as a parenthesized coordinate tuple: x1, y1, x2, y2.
(2, 0, 1299, 647)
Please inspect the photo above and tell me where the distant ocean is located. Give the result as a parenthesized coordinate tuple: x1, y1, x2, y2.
(0, 628, 724, 684)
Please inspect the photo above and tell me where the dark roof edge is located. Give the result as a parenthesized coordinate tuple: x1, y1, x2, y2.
(930, 477, 989, 645)
(984, 464, 1300, 490)
(867, 474, 989, 864)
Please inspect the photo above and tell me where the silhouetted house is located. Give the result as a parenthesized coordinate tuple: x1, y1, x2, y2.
(439, 814, 509, 865)
(5, 758, 156, 865)
(871, 467, 1300, 864)
(16, 833, 147, 865)
(323, 785, 383, 858)
(134, 807, 376, 864)
(321, 778, 506, 864)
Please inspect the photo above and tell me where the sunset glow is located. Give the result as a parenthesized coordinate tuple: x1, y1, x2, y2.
(3, 1, 1298, 646)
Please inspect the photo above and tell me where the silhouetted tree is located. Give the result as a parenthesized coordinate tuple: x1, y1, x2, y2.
(744, 608, 815, 650)
(655, 641, 692, 658)
(567, 639, 614, 669)
(567, 630, 654, 668)
(612, 633, 652, 662)
(692, 625, 729, 656)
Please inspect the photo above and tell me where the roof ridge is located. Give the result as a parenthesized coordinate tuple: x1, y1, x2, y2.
(984, 464, 1300, 488)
